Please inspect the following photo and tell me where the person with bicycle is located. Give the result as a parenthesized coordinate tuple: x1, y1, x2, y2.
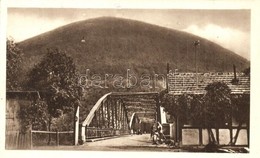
(151, 122, 164, 144)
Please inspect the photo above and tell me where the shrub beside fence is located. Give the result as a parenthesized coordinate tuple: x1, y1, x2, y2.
(31, 130, 74, 146)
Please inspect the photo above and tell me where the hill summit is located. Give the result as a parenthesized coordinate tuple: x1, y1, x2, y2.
(19, 17, 249, 76)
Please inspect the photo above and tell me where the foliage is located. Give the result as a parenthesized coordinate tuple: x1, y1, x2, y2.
(6, 38, 22, 90)
(161, 82, 233, 144)
(230, 94, 250, 144)
(27, 48, 83, 118)
(189, 95, 204, 126)
(161, 93, 189, 125)
(231, 94, 249, 124)
(175, 94, 190, 124)
(51, 111, 74, 131)
(19, 100, 49, 133)
(161, 94, 176, 119)
(161, 81, 250, 145)
(162, 82, 232, 127)
(243, 67, 250, 76)
(204, 82, 232, 127)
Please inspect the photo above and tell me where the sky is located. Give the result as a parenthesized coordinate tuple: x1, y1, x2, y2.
(7, 8, 250, 60)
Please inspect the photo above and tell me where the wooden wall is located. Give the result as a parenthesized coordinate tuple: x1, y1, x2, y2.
(6, 98, 32, 149)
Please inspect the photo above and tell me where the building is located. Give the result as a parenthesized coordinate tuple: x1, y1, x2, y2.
(165, 71, 250, 146)
(6, 91, 41, 149)
(168, 71, 250, 95)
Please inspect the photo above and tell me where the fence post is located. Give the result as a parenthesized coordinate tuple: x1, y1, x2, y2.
(199, 127, 202, 145)
(30, 130, 33, 149)
(56, 130, 59, 146)
(85, 126, 88, 140)
(229, 126, 233, 146)
(74, 105, 80, 145)
(247, 124, 250, 147)
(79, 124, 85, 144)
(216, 128, 219, 144)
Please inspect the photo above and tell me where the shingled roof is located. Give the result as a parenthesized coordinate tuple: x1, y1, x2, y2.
(167, 72, 250, 95)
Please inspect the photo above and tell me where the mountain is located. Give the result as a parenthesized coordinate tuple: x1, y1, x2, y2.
(18, 17, 249, 76)
(17, 17, 250, 122)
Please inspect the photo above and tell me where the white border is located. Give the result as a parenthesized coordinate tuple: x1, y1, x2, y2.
(5, 0, 253, 9)
(1, 0, 260, 158)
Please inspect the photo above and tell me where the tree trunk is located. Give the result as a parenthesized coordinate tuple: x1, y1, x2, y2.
(47, 116, 52, 145)
(232, 122, 242, 145)
(216, 128, 219, 145)
(207, 128, 217, 144)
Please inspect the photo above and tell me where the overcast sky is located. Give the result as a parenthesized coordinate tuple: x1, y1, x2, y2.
(7, 8, 250, 60)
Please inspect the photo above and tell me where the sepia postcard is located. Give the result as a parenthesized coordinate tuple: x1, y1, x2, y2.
(1, 0, 260, 158)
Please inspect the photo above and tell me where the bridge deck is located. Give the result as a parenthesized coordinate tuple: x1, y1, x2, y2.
(32, 134, 177, 151)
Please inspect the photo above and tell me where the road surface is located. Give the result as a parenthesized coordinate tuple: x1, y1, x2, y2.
(32, 134, 245, 152)
(33, 134, 181, 151)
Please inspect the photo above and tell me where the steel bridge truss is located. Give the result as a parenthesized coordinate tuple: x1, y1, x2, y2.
(80, 92, 161, 142)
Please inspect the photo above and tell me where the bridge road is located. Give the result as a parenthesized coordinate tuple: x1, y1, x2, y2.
(83, 134, 157, 151)
(33, 134, 178, 151)
(78, 134, 174, 151)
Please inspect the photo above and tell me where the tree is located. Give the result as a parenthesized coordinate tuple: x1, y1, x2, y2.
(161, 93, 190, 142)
(204, 82, 232, 144)
(243, 67, 250, 76)
(27, 49, 83, 133)
(230, 94, 249, 145)
(6, 38, 22, 90)
(161, 81, 247, 146)
(19, 99, 49, 133)
(189, 94, 204, 126)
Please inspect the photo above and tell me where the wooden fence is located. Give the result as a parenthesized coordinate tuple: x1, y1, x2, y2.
(6, 130, 74, 149)
(6, 131, 31, 149)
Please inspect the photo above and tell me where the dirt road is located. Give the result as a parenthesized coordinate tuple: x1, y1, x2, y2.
(33, 134, 180, 151)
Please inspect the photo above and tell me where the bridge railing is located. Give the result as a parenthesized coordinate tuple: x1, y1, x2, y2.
(85, 127, 116, 139)
(85, 127, 129, 140)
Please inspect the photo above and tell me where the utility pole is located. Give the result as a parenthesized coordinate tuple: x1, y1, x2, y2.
(166, 63, 170, 92)
(193, 40, 200, 88)
(175, 69, 178, 88)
